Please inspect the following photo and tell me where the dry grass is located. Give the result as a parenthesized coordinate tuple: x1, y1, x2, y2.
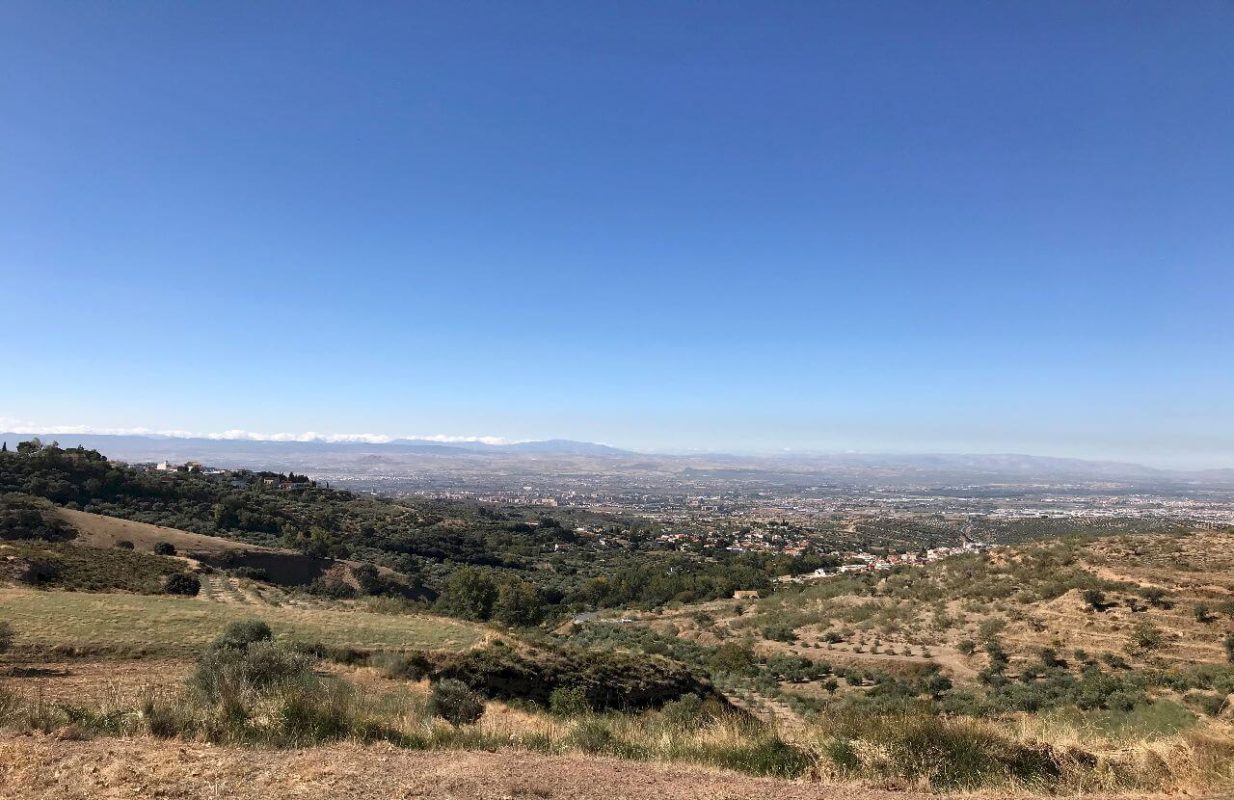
(0, 585, 484, 656)
(57, 508, 264, 556)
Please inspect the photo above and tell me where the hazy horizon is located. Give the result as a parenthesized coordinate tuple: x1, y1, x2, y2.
(0, 417, 1229, 471)
(3, 3, 1231, 471)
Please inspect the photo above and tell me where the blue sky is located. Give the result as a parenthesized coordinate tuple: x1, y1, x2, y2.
(2, 2, 1231, 467)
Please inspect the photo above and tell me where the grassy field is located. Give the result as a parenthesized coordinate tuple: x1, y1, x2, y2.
(56, 508, 263, 556)
(0, 586, 485, 656)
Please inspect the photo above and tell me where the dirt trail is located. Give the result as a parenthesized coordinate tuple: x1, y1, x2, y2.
(0, 734, 882, 800)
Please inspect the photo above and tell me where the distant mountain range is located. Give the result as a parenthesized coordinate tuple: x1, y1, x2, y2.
(2, 431, 1230, 487)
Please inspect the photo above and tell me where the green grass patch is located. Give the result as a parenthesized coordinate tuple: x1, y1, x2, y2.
(0, 586, 484, 656)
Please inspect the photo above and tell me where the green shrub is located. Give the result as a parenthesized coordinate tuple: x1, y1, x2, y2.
(818, 712, 1064, 790)
(694, 735, 813, 779)
(163, 572, 201, 596)
(153, 542, 177, 556)
(549, 686, 591, 716)
(762, 624, 797, 643)
(1131, 621, 1164, 651)
(1081, 589, 1106, 611)
(428, 679, 485, 726)
(189, 640, 312, 703)
(214, 619, 273, 651)
(379, 651, 433, 681)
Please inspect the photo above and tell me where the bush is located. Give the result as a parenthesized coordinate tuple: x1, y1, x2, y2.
(818, 711, 1064, 790)
(1082, 589, 1106, 611)
(163, 572, 201, 596)
(307, 574, 357, 599)
(189, 639, 312, 703)
(1131, 621, 1164, 651)
(434, 643, 715, 712)
(17, 557, 64, 586)
(214, 619, 274, 651)
(378, 651, 433, 680)
(0, 621, 13, 655)
(549, 686, 591, 716)
(153, 542, 177, 556)
(428, 679, 485, 726)
(762, 624, 797, 643)
(115, 540, 135, 550)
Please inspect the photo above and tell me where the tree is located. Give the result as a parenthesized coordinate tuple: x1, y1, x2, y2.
(15, 438, 42, 455)
(492, 579, 547, 627)
(435, 567, 499, 621)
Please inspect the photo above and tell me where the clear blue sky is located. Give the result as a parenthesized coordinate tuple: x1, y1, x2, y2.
(2, 2, 1231, 466)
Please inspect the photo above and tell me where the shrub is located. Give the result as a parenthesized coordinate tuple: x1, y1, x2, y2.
(18, 557, 63, 586)
(307, 574, 357, 599)
(1224, 634, 1234, 664)
(1193, 604, 1214, 624)
(549, 686, 591, 716)
(379, 651, 433, 681)
(428, 679, 485, 726)
(818, 712, 1064, 790)
(153, 542, 177, 556)
(695, 734, 814, 779)
(709, 643, 757, 675)
(189, 638, 313, 710)
(1131, 621, 1164, 651)
(1081, 589, 1106, 611)
(214, 619, 274, 651)
(1141, 587, 1172, 608)
(115, 540, 135, 550)
(0, 621, 12, 655)
(163, 572, 201, 596)
(762, 624, 797, 643)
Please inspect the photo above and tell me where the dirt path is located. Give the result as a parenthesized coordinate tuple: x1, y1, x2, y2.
(0, 734, 923, 800)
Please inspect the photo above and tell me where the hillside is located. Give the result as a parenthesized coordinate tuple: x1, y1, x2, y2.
(3, 440, 1234, 795)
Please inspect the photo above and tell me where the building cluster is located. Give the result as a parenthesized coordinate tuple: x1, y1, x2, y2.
(779, 540, 991, 583)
